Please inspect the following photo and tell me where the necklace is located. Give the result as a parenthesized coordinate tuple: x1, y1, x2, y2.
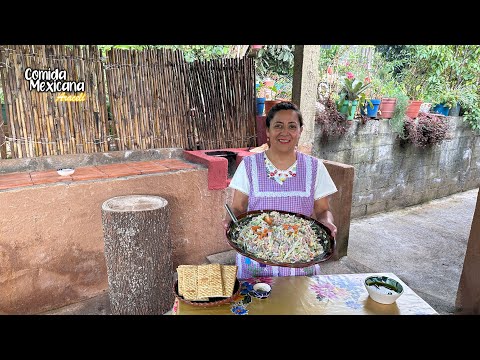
(264, 153, 297, 184)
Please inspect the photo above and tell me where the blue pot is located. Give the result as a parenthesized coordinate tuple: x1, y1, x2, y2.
(432, 104, 450, 116)
(256, 97, 265, 116)
(360, 99, 381, 118)
(366, 99, 381, 118)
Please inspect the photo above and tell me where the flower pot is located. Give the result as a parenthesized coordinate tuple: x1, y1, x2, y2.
(379, 98, 397, 119)
(448, 103, 461, 116)
(264, 100, 282, 116)
(406, 100, 423, 118)
(256, 97, 265, 116)
(419, 102, 432, 113)
(365, 99, 381, 118)
(432, 103, 450, 117)
(339, 100, 358, 120)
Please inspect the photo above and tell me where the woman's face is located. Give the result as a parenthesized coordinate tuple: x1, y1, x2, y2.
(266, 109, 302, 153)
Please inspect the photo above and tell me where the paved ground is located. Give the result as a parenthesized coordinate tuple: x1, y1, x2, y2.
(41, 188, 478, 315)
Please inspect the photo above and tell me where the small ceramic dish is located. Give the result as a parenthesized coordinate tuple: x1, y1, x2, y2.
(364, 275, 404, 304)
(57, 168, 75, 176)
(251, 283, 271, 299)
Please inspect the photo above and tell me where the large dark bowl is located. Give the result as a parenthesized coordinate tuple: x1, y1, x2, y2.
(174, 278, 241, 307)
(226, 209, 335, 268)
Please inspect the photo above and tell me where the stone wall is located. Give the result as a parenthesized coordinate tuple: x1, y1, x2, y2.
(313, 116, 480, 218)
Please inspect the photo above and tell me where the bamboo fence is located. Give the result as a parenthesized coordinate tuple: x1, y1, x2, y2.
(0, 45, 109, 158)
(186, 56, 256, 149)
(105, 48, 192, 151)
(0, 45, 257, 159)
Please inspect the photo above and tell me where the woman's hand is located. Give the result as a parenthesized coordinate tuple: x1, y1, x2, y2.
(314, 197, 337, 239)
(222, 219, 231, 231)
(320, 219, 337, 239)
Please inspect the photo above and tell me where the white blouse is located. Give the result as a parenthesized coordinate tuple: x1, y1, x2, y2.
(229, 153, 337, 200)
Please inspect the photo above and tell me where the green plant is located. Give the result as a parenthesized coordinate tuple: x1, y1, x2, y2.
(459, 85, 480, 131)
(255, 45, 295, 78)
(256, 81, 266, 98)
(337, 72, 372, 114)
(258, 74, 293, 100)
(272, 75, 292, 100)
(364, 51, 399, 99)
(379, 78, 401, 99)
(438, 88, 459, 109)
(389, 90, 409, 140)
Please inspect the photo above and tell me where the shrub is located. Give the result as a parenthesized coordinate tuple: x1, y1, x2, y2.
(404, 113, 449, 147)
(315, 98, 350, 138)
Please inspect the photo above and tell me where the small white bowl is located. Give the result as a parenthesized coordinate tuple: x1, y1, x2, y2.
(364, 275, 404, 304)
(57, 168, 75, 176)
(252, 283, 271, 299)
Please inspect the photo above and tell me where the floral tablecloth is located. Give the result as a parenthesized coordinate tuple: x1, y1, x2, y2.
(172, 272, 438, 315)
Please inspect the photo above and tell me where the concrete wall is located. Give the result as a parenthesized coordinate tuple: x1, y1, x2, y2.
(313, 116, 480, 218)
(0, 168, 230, 314)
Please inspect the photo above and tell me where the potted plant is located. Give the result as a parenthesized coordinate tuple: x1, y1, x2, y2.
(388, 87, 410, 140)
(264, 84, 281, 115)
(256, 82, 266, 115)
(398, 63, 427, 119)
(263, 75, 292, 115)
(404, 112, 450, 147)
(315, 95, 351, 139)
(378, 78, 401, 119)
(337, 72, 372, 120)
(360, 75, 382, 118)
(431, 86, 460, 116)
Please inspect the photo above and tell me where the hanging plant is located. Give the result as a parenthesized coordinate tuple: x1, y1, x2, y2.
(315, 97, 351, 139)
(404, 113, 450, 147)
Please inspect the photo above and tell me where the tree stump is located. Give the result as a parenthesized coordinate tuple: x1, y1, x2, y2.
(101, 195, 174, 315)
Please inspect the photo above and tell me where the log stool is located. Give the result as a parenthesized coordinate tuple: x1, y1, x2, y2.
(101, 195, 174, 315)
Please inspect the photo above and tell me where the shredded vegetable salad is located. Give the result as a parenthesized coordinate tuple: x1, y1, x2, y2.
(232, 211, 328, 263)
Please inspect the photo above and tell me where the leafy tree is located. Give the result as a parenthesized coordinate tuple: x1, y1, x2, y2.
(375, 45, 411, 76)
(98, 45, 233, 62)
(255, 45, 295, 78)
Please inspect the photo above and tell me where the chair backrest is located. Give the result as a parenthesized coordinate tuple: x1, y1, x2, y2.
(322, 159, 355, 260)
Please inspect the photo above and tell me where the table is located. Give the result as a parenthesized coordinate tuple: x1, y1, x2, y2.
(172, 272, 438, 315)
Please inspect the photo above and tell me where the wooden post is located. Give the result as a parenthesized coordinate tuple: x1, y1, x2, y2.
(101, 195, 174, 315)
(456, 188, 480, 314)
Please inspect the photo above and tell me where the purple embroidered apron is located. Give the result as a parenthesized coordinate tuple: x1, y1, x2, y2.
(236, 151, 321, 279)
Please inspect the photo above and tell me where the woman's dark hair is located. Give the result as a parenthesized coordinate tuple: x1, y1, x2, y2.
(265, 101, 303, 128)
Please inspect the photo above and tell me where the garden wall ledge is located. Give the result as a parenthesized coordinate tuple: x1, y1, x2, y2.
(0, 158, 198, 191)
(0, 148, 185, 174)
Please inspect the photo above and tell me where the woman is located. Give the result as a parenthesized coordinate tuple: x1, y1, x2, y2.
(224, 101, 338, 279)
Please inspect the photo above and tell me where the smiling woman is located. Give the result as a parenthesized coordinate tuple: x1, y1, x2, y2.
(224, 101, 338, 279)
